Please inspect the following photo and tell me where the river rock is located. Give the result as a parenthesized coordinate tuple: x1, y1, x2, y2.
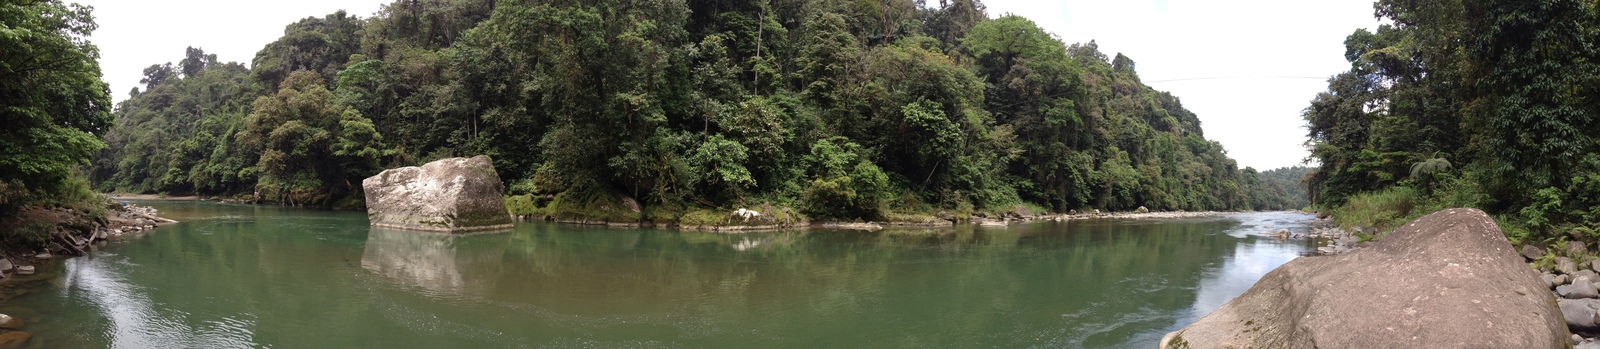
(1559, 277, 1600, 299)
(1548, 273, 1562, 289)
(1136, 206, 1150, 213)
(1160, 208, 1568, 349)
(1580, 341, 1600, 349)
(362, 156, 513, 233)
(0, 259, 12, 273)
(1561, 299, 1600, 330)
(1561, 257, 1581, 275)
(0, 314, 22, 329)
(1524, 244, 1547, 260)
(1573, 241, 1591, 258)
(0, 331, 28, 348)
(14, 267, 33, 276)
(1578, 270, 1600, 284)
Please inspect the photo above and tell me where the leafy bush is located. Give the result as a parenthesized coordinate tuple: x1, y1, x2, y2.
(1520, 187, 1564, 232)
(801, 161, 891, 221)
(3, 223, 52, 248)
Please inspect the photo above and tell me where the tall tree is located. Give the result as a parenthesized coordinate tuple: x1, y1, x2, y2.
(0, 0, 113, 207)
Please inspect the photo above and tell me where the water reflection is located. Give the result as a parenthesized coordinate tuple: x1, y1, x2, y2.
(359, 229, 509, 296)
(8, 202, 1317, 348)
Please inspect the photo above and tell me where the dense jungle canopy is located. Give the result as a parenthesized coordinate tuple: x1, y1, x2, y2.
(1303, 0, 1600, 241)
(0, 0, 111, 213)
(84, 0, 1307, 220)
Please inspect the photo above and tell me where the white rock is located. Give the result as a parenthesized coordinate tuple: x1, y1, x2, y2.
(363, 156, 513, 233)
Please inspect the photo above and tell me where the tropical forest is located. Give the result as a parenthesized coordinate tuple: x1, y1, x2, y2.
(7, 0, 1600, 347)
(76, 0, 1304, 225)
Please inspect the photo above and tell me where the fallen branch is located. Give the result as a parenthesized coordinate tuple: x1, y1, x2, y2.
(53, 233, 84, 256)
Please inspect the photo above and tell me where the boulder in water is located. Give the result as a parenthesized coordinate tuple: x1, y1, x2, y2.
(0, 331, 28, 348)
(0, 314, 21, 329)
(1161, 208, 1567, 349)
(362, 156, 513, 233)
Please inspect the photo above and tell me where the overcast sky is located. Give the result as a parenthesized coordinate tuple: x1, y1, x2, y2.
(75, 0, 1380, 171)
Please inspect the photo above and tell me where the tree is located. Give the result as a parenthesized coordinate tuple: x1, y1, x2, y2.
(88, 0, 1298, 219)
(239, 70, 383, 205)
(0, 0, 113, 207)
(179, 46, 218, 78)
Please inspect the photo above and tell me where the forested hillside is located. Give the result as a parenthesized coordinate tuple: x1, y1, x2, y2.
(1304, 0, 1600, 241)
(93, 0, 1301, 221)
(1259, 166, 1312, 210)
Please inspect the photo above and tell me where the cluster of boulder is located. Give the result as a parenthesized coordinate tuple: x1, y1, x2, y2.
(1524, 242, 1600, 347)
(1252, 217, 1363, 254)
(106, 203, 170, 235)
(1300, 218, 1367, 255)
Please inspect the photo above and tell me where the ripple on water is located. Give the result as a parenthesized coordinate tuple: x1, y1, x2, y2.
(17, 203, 1319, 348)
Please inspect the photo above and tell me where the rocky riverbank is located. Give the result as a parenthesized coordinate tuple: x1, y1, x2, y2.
(0, 200, 175, 347)
(1522, 242, 1600, 348)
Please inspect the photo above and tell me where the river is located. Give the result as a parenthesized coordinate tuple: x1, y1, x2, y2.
(0, 201, 1316, 348)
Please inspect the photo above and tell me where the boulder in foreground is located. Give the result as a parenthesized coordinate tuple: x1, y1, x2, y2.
(1162, 208, 1567, 349)
(362, 156, 513, 233)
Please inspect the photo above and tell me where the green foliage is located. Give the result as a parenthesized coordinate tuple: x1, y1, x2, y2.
(91, 0, 1300, 218)
(4, 223, 53, 249)
(687, 134, 756, 199)
(800, 164, 890, 221)
(1332, 186, 1419, 231)
(678, 209, 729, 226)
(0, 0, 113, 209)
(1520, 187, 1564, 232)
(503, 194, 544, 217)
(240, 70, 383, 206)
(537, 189, 640, 224)
(1307, 0, 1600, 241)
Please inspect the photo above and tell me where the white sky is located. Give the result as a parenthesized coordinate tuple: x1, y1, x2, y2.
(74, 0, 1379, 171)
(983, 0, 1382, 170)
(74, 0, 386, 99)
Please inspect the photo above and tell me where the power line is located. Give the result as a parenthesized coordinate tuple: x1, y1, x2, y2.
(1145, 76, 1328, 83)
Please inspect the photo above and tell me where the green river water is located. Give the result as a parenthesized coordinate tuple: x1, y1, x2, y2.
(1, 201, 1316, 348)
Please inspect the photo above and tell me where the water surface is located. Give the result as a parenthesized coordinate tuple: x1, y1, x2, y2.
(5, 201, 1315, 348)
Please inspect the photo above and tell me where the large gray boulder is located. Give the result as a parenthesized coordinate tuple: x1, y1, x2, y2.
(362, 156, 513, 233)
(1161, 208, 1567, 349)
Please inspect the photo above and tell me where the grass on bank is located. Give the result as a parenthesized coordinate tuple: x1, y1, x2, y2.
(1319, 175, 1574, 246)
